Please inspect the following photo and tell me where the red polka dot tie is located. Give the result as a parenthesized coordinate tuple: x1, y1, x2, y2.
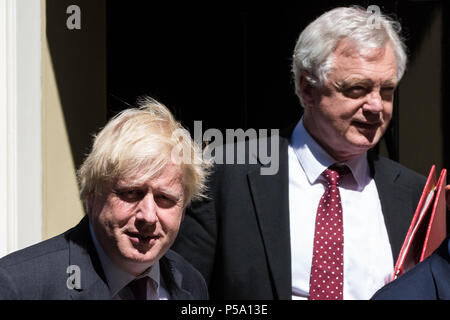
(309, 165, 348, 300)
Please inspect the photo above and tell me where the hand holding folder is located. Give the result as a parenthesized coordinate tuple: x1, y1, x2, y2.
(392, 165, 448, 280)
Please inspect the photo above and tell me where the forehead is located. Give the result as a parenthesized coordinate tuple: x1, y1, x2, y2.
(328, 40, 398, 84)
(117, 162, 184, 190)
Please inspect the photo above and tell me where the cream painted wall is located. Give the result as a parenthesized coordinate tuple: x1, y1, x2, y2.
(41, 24, 85, 239)
(41, 0, 106, 239)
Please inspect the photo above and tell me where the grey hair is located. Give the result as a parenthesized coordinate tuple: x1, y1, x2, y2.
(292, 6, 407, 107)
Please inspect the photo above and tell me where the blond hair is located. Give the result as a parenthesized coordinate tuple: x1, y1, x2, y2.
(77, 97, 210, 211)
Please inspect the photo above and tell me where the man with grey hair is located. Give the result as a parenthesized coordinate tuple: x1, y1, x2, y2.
(0, 98, 210, 300)
(173, 6, 450, 300)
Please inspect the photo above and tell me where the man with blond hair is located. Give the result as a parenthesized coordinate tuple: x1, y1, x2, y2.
(0, 98, 210, 300)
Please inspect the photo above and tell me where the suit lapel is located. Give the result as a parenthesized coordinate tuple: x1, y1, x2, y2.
(159, 255, 194, 300)
(370, 155, 416, 261)
(67, 216, 110, 300)
(247, 133, 292, 299)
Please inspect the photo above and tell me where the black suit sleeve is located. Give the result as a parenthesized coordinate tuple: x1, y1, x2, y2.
(372, 237, 450, 300)
(0, 266, 19, 300)
(173, 167, 219, 286)
(371, 259, 437, 300)
(182, 263, 210, 300)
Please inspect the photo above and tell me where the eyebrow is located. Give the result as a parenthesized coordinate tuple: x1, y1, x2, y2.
(338, 78, 398, 90)
(113, 181, 145, 190)
(113, 184, 183, 202)
(380, 79, 398, 87)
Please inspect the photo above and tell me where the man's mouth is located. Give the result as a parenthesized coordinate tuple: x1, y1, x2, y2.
(352, 120, 382, 130)
(125, 231, 159, 244)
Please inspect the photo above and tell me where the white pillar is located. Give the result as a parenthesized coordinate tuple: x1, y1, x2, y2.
(0, 0, 42, 257)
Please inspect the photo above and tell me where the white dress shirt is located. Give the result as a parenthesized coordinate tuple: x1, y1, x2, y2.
(289, 118, 394, 300)
(89, 224, 170, 300)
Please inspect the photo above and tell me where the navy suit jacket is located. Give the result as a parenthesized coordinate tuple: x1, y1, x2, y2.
(0, 216, 208, 300)
(372, 236, 450, 300)
(172, 130, 426, 299)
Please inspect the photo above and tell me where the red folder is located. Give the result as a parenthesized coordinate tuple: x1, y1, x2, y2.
(392, 165, 447, 281)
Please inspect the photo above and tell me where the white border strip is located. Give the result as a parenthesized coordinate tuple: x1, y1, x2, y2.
(0, 0, 42, 258)
(15, 0, 42, 251)
(7, 0, 18, 254)
(0, 0, 10, 257)
(0, 0, 19, 258)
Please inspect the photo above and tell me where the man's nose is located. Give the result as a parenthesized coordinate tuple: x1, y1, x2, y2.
(363, 90, 383, 113)
(135, 193, 158, 224)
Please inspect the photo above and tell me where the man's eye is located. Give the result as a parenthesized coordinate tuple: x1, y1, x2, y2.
(344, 86, 367, 98)
(381, 87, 395, 100)
(116, 189, 144, 202)
(381, 87, 395, 93)
(154, 194, 177, 208)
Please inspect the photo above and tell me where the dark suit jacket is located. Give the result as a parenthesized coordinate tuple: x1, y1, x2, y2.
(0, 216, 208, 300)
(371, 236, 450, 300)
(172, 130, 426, 299)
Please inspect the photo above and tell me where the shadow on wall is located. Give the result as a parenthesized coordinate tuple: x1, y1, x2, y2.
(46, 0, 107, 171)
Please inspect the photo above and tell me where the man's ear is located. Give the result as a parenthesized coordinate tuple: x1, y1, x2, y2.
(299, 71, 318, 108)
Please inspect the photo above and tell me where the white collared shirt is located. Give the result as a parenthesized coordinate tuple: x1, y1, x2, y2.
(288, 118, 394, 300)
(89, 224, 170, 300)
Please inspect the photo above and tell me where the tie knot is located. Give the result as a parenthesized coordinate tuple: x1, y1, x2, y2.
(322, 165, 349, 186)
(127, 277, 148, 300)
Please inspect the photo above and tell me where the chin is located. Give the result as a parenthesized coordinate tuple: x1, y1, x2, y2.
(340, 139, 376, 158)
(131, 241, 170, 261)
(354, 143, 380, 158)
(349, 129, 382, 147)
(121, 249, 157, 266)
